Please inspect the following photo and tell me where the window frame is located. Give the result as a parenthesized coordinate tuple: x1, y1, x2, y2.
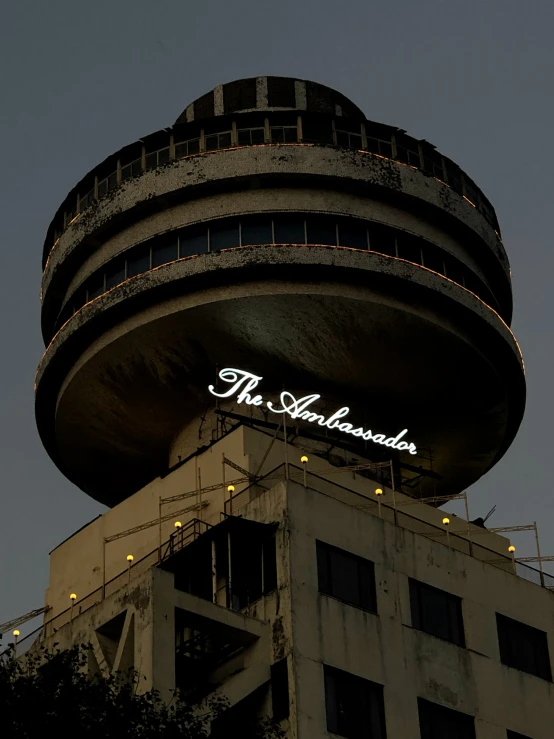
(496, 613, 552, 682)
(316, 539, 377, 613)
(324, 665, 386, 739)
(418, 697, 475, 739)
(409, 578, 465, 647)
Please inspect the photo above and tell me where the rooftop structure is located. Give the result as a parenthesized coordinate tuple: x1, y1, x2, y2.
(35, 76, 525, 507)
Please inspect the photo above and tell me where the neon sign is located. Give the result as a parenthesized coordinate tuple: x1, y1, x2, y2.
(208, 368, 417, 456)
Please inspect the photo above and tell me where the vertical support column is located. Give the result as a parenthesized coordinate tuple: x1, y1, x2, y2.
(158, 497, 162, 561)
(231, 120, 238, 146)
(169, 133, 175, 160)
(283, 409, 289, 480)
(297, 115, 303, 143)
(361, 123, 368, 150)
(264, 117, 270, 144)
(534, 522, 545, 587)
(116, 159, 122, 183)
(227, 531, 233, 609)
(212, 539, 217, 604)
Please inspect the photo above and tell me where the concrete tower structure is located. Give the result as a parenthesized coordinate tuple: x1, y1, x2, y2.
(28, 79, 554, 738)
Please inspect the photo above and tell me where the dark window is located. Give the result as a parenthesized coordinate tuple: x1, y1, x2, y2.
(317, 540, 377, 612)
(127, 244, 151, 277)
(306, 217, 337, 246)
(152, 236, 179, 267)
(302, 119, 334, 145)
(324, 666, 386, 739)
(395, 134, 421, 167)
(210, 221, 240, 252)
(422, 244, 445, 275)
(274, 216, 305, 244)
(107, 171, 118, 190)
(241, 218, 273, 246)
(338, 219, 368, 249)
(369, 224, 396, 257)
(105, 258, 126, 290)
(87, 273, 105, 300)
(365, 136, 393, 159)
(97, 178, 108, 197)
(507, 731, 532, 739)
(180, 225, 208, 257)
(336, 130, 362, 148)
(238, 128, 265, 146)
(418, 698, 475, 739)
(409, 579, 465, 646)
(271, 658, 289, 721)
(443, 254, 465, 287)
(497, 614, 552, 681)
(270, 126, 297, 143)
(262, 536, 277, 594)
(175, 139, 200, 158)
(397, 234, 423, 264)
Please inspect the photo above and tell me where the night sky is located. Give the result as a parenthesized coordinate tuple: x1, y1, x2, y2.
(1, 0, 553, 635)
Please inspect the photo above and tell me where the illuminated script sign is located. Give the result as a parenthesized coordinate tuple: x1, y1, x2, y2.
(208, 368, 417, 456)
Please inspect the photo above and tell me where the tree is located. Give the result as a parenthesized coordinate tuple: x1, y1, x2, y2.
(0, 644, 284, 739)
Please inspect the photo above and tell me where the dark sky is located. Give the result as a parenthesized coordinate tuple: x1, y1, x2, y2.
(1, 0, 553, 632)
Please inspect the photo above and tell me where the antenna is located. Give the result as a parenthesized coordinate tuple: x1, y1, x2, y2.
(483, 505, 497, 525)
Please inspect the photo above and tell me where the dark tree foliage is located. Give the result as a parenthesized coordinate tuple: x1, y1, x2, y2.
(0, 644, 285, 739)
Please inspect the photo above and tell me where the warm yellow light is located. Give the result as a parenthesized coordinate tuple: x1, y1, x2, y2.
(375, 488, 383, 496)
(69, 593, 77, 601)
(13, 630, 20, 637)
(442, 517, 450, 526)
(126, 554, 134, 562)
(174, 521, 182, 528)
(227, 485, 235, 493)
(508, 545, 516, 553)
(300, 455, 309, 464)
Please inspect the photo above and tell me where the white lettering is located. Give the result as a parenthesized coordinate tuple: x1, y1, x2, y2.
(208, 368, 418, 456)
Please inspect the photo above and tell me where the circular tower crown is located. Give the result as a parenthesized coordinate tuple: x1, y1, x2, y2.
(36, 76, 525, 506)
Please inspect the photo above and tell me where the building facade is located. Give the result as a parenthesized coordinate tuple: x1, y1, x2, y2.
(30, 77, 551, 738)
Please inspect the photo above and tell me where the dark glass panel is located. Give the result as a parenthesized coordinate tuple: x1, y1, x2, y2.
(97, 179, 108, 197)
(205, 134, 219, 151)
(338, 219, 368, 249)
(273, 216, 305, 244)
(418, 698, 475, 739)
(105, 258, 126, 290)
(251, 127, 265, 144)
(107, 172, 118, 190)
(219, 131, 232, 148)
(210, 221, 240, 252)
(188, 138, 200, 154)
(180, 225, 208, 257)
(369, 224, 396, 257)
(306, 217, 337, 246)
(126, 244, 151, 277)
(270, 127, 285, 143)
(397, 234, 423, 264)
(302, 120, 334, 144)
(241, 219, 272, 245)
(158, 147, 170, 165)
(238, 129, 251, 146)
(324, 666, 386, 739)
(443, 255, 465, 286)
(283, 127, 298, 142)
(336, 130, 350, 147)
(146, 152, 158, 169)
(152, 237, 179, 267)
(87, 273, 105, 300)
(422, 244, 445, 275)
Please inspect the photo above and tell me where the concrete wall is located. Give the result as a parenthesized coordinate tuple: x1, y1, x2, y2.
(287, 480, 554, 738)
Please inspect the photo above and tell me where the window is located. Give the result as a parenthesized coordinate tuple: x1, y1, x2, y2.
(262, 536, 277, 594)
(336, 130, 362, 149)
(324, 666, 386, 739)
(175, 138, 200, 158)
(126, 244, 151, 278)
(365, 136, 393, 158)
(421, 244, 445, 275)
(271, 658, 289, 721)
(409, 579, 465, 646)
(146, 147, 170, 169)
(180, 225, 208, 257)
(395, 134, 421, 167)
(507, 731, 532, 739)
(306, 217, 337, 246)
(238, 128, 265, 146)
(205, 131, 232, 151)
(105, 258, 126, 290)
(316, 540, 377, 612)
(497, 613, 552, 681)
(87, 273, 105, 300)
(418, 698, 475, 739)
(120, 158, 142, 180)
(152, 236, 178, 267)
(369, 224, 396, 257)
(209, 221, 240, 251)
(270, 126, 298, 143)
(338, 219, 368, 250)
(397, 235, 423, 264)
(273, 216, 305, 244)
(241, 218, 273, 245)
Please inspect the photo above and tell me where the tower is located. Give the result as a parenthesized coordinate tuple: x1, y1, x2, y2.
(30, 79, 551, 738)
